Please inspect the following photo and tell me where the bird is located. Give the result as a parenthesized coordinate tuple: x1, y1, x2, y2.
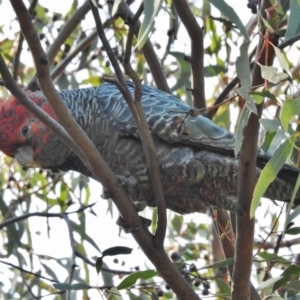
(0, 81, 298, 215)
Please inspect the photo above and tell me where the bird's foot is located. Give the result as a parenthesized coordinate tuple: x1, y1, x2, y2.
(116, 216, 152, 233)
(116, 174, 138, 188)
(132, 200, 147, 212)
(101, 190, 116, 200)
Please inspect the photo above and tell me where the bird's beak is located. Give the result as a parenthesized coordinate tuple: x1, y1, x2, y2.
(14, 146, 41, 168)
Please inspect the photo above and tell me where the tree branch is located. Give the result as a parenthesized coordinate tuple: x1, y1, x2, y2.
(27, 1, 91, 90)
(117, 2, 170, 93)
(0, 259, 59, 283)
(232, 1, 276, 298)
(172, 0, 205, 108)
(121, 3, 167, 244)
(12, 0, 38, 80)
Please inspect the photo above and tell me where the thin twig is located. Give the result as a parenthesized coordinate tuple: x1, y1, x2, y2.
(12, 0, 38, 80)
(62, 214, 77, 300)
(117, 2, 170, 93)
(0, 259, 59, 283)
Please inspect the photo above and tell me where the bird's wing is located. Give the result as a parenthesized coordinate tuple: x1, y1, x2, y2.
(97, 82, 236, 155)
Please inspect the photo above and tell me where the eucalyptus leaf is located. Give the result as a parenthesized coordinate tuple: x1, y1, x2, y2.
(137, 0, 163, 49)
(251, 138, 294, 218)
(117, 270, 158, 290)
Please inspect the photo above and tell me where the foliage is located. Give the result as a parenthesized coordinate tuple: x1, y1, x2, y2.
(1, 0, 300, 299)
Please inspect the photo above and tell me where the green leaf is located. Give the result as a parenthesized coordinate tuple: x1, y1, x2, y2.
(285, 227, 300, 235)
(273, 265, 300, 291)
(208, 0, 249, 40)
(168, 52, 192, 99)
(108, 287, 122, 300)
(258, 10, 275, 33)
(272, 44, 291, 76)
(261, 131, 276, 152)
(111, 0, 122, 16)
(234, 105, 251, 156)
(117, 270, 158, 290)
(210, 257, 234, 269)
(171, 215, 183, 234)
(137, 0, 163, 49)
(102, 246, 133, 257)
(215, 278, 231, 295)
(96, 257, 103, 274)
(280, 98, 300, 132)
(260, 119, 281, 133)
(69, 220, 101, 252)
(287, 206, 300, 224)
(285, 0, 300, 40)
(250, 90, 278, 102)
(204, 65, 227, 77)
(257, 276, 283, 291)
(237, 42, 257, 114)
(258, 252, 291, 264)
(283, 171, 300, 239)
(251, 138, 294, 218)
(256, 63, 289, 84)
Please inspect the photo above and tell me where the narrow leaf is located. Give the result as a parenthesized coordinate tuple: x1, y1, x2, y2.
(210, 257, 234, 269)
(285, 227, 300, 235)
(96, 257, 103, 274)
(108, 287, 122, 300)
(102, 246, 133, 257)
(260, 119, 281, 133)
(237, 42, 257, 114)
(137, 0, 162, 49)
(257, 276, 283, 291)
(280, 98, 300, 132)
(272, 44, 291, 76)
(112, 0, 122, 16)
(251, 138, 294, 218)
(273, 264, 300, 291)
(286, 205, 300, 224)
(285, 0, 300, 40)
(258, 11, 275, 33)
(208, 0, 249, 40)
(117, 270, 158, 290)
(234, 105, 251, 156)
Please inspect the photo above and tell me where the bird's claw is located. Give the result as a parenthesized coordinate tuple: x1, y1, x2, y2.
(116, 216, 152, 233)
(101, 190, 116, 200)
(116, 174, 138, 188)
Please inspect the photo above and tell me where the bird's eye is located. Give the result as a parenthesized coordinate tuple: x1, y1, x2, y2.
(21, 126, 29, 136)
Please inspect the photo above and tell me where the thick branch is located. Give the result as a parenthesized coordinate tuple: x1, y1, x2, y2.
(232, 1, 275, 299)
(173, 0, 205, 108)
